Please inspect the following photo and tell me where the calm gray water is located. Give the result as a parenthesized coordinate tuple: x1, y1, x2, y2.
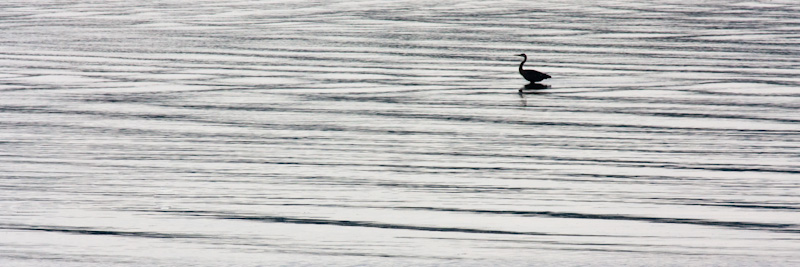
(2, 0, 800, 266)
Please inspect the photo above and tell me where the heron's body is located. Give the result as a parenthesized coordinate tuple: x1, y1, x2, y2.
(517, 53, 550, 83)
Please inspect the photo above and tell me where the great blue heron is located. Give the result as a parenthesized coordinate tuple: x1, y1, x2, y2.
(516, 53, 551, 83)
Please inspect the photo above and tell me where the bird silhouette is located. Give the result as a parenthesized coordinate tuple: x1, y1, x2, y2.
(516, 53, 551, 83)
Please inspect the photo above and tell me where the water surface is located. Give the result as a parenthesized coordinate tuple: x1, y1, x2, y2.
(2, 0, 800, 266)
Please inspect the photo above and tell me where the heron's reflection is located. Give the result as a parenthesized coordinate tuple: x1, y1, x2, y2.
(518, 83, 551, 107)
(519, 83, 551, 91)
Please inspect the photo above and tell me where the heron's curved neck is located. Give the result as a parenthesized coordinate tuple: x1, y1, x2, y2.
(519, 56, 527, 72)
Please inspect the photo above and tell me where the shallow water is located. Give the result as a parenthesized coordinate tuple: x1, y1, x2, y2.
(2, 0, 800, 266)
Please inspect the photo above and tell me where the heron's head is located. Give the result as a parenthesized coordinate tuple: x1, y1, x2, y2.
(516, 53, 526, 57)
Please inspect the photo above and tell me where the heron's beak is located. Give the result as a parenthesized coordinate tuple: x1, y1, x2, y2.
(515, 54, 524, 56)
